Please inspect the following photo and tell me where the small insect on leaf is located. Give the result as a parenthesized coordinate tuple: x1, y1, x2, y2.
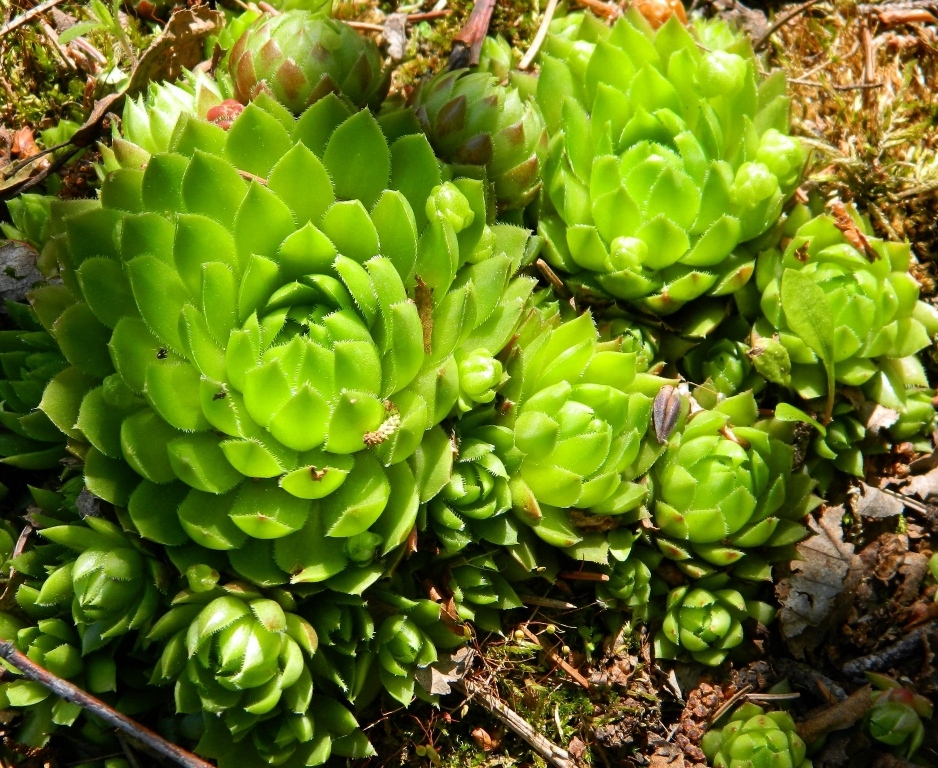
(653, 385, 682, 444)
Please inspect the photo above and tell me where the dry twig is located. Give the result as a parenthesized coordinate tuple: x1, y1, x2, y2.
(0, 641, 214, 768)
(0, 0, 68, 38)
(458, 678, 577, 768)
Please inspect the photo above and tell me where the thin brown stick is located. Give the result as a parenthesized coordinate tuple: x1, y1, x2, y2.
(458, 678, 577, 768)
(754, 0, 826, 50)
(0, 641, 215, 768)
(521, 626, 592, 690)
(518, 595, 578, 610)
(0, 0, 67, 38)
(557, 570, 609, 583)
(519, 0, 560, 69)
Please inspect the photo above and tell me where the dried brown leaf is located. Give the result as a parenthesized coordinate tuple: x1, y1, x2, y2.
(414, 647, 474, 696)
(776, 505, 864, 657)
(853, 482, 905, 519)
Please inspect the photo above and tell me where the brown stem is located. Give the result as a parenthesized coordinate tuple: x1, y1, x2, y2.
(0, 641, 215, 768)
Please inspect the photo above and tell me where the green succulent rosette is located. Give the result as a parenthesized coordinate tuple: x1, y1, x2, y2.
(754, 202, 938, 407)
(0, 613, 118, 748)
(369, 589, 467, 706)
(654, 573, 774, 665)
(149, 580, 369, 766)
(595, 537, 666, 620)
(0, 302, 69, 471)
(29, 517, 165, 653)
(650, 391, 816, 580)
(229, 12, 388, 114)
(411, 69, 548, 211)
(444, 549, 523, 632)
(3, 192, 53, 247)
(681, 317, 765, 398)
(120, 71, 225, 157)
(29, 91, 535, 588)
(701, 702, 812, 768)
(497, 307, 670, 553)
(306, 592, 376, 706)
(426, 411, 514, 553)
(865, 673, 934, 758)
(536, 10, 805, 314)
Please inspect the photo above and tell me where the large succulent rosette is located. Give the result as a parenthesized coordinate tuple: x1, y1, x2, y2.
(30, 93, 535, 589)
(229, 12, 388, 114)
(650, 392, 816, 580)
(411, 69, 548, 211)
(701, 702, 812, 768)
(536, 10, 805, 314)
(754, 203, 938, 402)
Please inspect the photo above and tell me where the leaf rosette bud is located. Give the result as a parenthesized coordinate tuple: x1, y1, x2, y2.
(412, 69, 548, 211)
(29, 92, 535, 586)
(229, 12, 389, 114)
(864, 673, 934, 758)
(701, 702, 812, 768)
(650, 392, 815, 577)
(596, 541, 665, 619)
(427, 415, 515, 553)
(536, 11, 805, 314)
(34, 518, 164, 652)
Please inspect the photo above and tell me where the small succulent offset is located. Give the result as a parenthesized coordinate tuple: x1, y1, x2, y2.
(655, 573, 773, 665)
(411, 69, 548, 211)
(147, 580, 353, 767)
(754, 201, 938, 418)
(864, 673, 934, 758)
(701, 702, 812, 768)
(536, 9, 805, 314)
(228, 11, 389, 114)
(32, 517, 165, 653)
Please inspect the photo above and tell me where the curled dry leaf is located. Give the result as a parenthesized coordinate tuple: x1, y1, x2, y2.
(776, 505, 864, 657)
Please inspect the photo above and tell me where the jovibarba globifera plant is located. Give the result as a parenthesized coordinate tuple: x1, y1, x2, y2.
(535, 9, 805, 314)
(30, 87, 537, 592)
(753, 200, 938, 424)
(411, 68, 548, 212)
(701, 702, 812, 767)
(650, 389, 817, 582)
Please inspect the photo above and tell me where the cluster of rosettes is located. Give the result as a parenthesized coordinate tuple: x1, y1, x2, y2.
(535, 9, 805, 314)
(1, 4, 936, 766)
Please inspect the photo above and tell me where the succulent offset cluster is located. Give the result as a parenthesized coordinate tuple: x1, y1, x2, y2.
(0, 3, 935, 767)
